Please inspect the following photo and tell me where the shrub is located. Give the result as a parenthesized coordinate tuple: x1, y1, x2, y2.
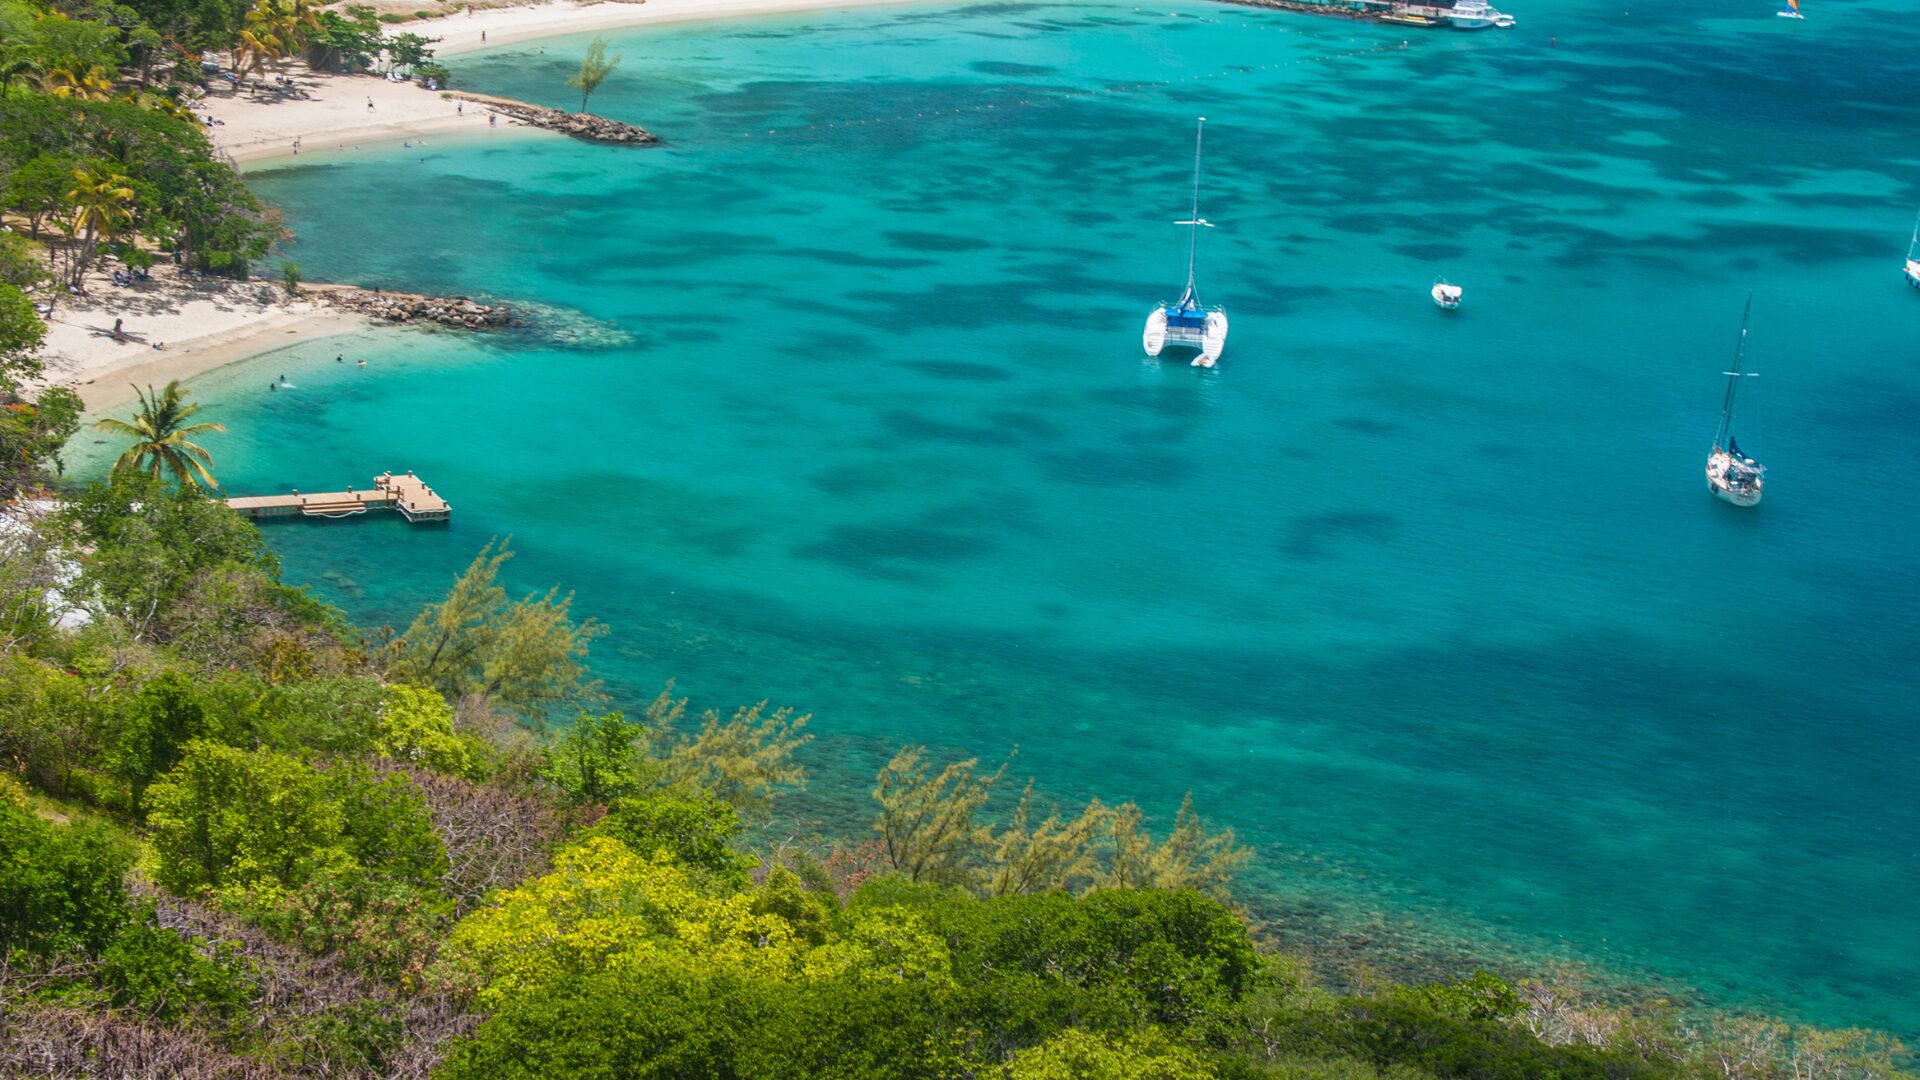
(0, 795, 133, 958)
(145, 740, 350, 896)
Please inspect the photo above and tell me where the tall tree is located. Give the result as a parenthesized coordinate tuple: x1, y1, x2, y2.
(61, 165, 135, 286)
(384, 540, 604, 721)
(93, 381, 226, 489)
(565, 36, 620, 114)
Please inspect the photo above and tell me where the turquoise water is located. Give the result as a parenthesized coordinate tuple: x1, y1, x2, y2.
(79, 0, 1920, 1035)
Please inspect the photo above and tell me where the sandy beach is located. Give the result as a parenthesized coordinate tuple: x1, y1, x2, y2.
(50, 0, 924, 409)
(36, 265, 369, 412)
(211, 0, 924, 165)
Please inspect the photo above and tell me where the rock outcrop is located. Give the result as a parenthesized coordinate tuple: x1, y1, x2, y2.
(468, 99, 659, 146)
(321, 288, 520, 330)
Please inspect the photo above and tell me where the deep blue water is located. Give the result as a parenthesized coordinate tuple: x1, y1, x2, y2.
(75, 0, 1920, 1035)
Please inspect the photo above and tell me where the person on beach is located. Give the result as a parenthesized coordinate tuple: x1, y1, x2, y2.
(457, 100, 464, 114)
(489, 112, 497, 127)
(481, 30, 486, 41)
(367, 97, 375, 112)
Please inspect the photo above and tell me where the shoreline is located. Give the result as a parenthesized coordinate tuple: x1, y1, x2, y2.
(68, 0, 936, 407)
(215, 0, 936, 169)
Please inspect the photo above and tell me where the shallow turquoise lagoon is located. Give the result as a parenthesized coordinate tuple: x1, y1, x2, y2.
(80, 0, 1920, 1035)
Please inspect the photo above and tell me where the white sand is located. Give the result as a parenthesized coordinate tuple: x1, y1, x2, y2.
(52, 0, 925, 408)
(212, 0, 925, 164)
(36, 265, 368, 412)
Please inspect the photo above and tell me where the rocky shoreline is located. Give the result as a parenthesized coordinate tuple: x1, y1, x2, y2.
(317, 286, 523, 330)
(456, 96, 659, 146)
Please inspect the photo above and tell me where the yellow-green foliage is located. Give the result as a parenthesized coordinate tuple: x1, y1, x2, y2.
(376, 683, 472, 775)
(1003, 1028, 1216, 1079)
(441, 835, 950, 1009)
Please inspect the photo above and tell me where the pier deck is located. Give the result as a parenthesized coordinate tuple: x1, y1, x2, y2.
(227, 472, 451, 524)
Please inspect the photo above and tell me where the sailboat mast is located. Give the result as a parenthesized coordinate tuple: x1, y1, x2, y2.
(1716, 291, 1753, 449)
(1185, 117, 1205, 294)
(1910, 209, 1919, 260)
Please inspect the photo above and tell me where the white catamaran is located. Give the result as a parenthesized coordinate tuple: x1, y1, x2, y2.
(1143, 117, 1228, 369)
(1706, 293, 1766, 507)
(1904, 209, 1920, 288)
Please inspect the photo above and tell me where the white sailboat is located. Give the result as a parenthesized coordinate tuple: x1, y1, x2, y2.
(1904, 209, 1920, 288)
(1143, 117, 1228, 369)
(1431, 277, 1463, 310)
(1706, 292, 1766, 507)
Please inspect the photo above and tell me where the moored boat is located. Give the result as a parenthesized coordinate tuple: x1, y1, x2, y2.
(1447, 0, 1515, 29)
(1706, 293, 1766, 507)
(1904, 209, 1920, 287)
(1431, 278, 1463, 310)
(1142, 118, 1228, 369)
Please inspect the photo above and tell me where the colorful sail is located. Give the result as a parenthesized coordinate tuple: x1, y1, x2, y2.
(1787, 0, 1799, 11)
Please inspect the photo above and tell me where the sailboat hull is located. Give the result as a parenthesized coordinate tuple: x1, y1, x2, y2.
(1905, 258, 1920, 287)
(1709, 479, 1763, 507)
(1706, 454, 1763, 507)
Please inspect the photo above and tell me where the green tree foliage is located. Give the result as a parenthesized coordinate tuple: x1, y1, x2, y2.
(0, 282, 44, 389)
(0, 93, 279, 276)
(438, 966, 966, 1080)
(144, 738, 350, 896)
(541, 708, 648, 805)
(0, 783, 134, 957)
(59, 475, 300, 651)
(541, 687, 810, 817)
(376, 683, 473, 775)
(96, 912, 256, 1026)
(873, 745, 1006, 888)
(1098, 793, 1249, 900)
(309, 4, 382, 72)
(0, 220, 50, 287)
(93, 380, 227, 489)
(0, 384, 82, 497)
(383, 539, 604, 722)
(565, 35, 620, 113)
(324, 760, 448, 887)
(1002, 1028, 1215, 1080)
(873, 748, 1247, 901)
(112, 669, 231, 808)
(590, 790, 756, 887)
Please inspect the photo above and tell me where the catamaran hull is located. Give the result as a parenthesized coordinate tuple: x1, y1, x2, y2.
(1143, 308, 1168, 356)
(1145, 308, 1227, 366)
(1905, 259, 1920, 287)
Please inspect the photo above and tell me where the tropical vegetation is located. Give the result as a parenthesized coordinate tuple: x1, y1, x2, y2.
(0, 391, 1912, 1079)
(93, 379, 226, 487)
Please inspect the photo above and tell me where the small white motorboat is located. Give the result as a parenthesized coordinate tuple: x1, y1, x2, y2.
(1142, 117, 1228, 368)
(1431, 278, 1463, 310)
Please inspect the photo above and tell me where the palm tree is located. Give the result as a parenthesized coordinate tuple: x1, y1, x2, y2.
(61, 167, 135, 286)
(94, 382, 227, 489)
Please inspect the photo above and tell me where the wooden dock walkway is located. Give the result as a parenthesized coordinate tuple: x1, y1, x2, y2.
(227, 471, 451, 524)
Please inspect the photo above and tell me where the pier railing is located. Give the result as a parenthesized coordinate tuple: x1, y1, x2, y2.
(226, 472, 450, 524)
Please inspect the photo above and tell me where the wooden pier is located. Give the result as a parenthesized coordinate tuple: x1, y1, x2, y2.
(227, 472, 451, 524)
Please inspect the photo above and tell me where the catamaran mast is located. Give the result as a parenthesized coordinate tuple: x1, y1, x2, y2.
(1909, 210, 1919, 260)
(1173, 117, 1212, 305)
(1716, 291, 1753, 450)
